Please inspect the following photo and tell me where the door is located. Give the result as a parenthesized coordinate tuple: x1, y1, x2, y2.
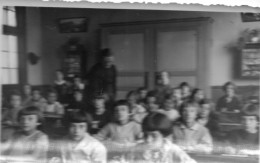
(101, 18, 211, 99)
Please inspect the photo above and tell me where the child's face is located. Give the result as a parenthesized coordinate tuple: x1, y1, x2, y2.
(23, 85, 31, 95)
(74, 78, 81, 84)
(47, 93, 57, 103)
(74, 92, 83, 101)
(172, 89, 182, 100)
(163, 99, 174, 111)
(225, 85, 235, 97)
(195, 90, 204, 100)
(147, 96, 156, 105)
(19, 115, 40, 132)
(242, 116, 258, 131)
(115, 105, 129, 122)
(182, 105, 197, 123)
(32, 91, 41, 100)
(69, 122, 87, 141)
(127, 95, 137, 105)
(181, 86, 190, 97)
(145, 131, 164, 148)
(10, 95, 21, 108)
(157, 72, 169, 86)
(200, 104, 211, 118)
(93, 99, 105, 111)
(139, 90, 148, 99)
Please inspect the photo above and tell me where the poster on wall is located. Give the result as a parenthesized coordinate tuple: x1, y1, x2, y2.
(240, 45, 260, 78)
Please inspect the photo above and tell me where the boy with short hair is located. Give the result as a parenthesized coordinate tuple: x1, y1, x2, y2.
(1, 106, 49, 163)
(172, 101, 213, 153)
(171, 87, 183, 111)
(50, 111, 107, 163)
(132, 112, 196, 163)
(66, 90, 87, 113)
(144, 91, 159, 113)
(179, 82, 192, 101)
(24, 89, 47, 110)
(95, 100, 143, 144)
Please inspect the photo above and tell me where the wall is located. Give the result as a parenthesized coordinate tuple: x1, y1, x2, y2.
(26, 7, 43, 85)
(40, 8, 260, 86)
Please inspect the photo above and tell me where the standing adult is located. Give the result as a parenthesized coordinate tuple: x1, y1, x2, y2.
(87, 48, 117, 102)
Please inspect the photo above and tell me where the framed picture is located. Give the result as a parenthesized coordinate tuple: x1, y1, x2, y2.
(58, 17, 88, 33)
(241, 13, 260, 22)
(238, 43, 260, 79)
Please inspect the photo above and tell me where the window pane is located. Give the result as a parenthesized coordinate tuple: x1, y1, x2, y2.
(9, 52, 18, 68)
(9, 35, 18, 52)
(10, 69, 18, 84)
(2, 8, 8, 25)
(2, 35, 9, 52)
(1, 51, 9, 67)
(7, 10, 17, 27)
(2, 69, 10, 84)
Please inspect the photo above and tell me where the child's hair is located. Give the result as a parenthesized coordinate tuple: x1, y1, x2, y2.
(67, 111, 91, 124)
(100, 48, 113, 58)
(142, 112, 172, 137)
(241, 104, 259, 121)
(222, 81, 236, 91)
(179, 82, 190, 88)
(145, 91, 158, 103)
(74, 89, 83, 95)
(126, 90, 139, 99)
(47, 89, 58, 95)
(179, 100, 200, 116)
(137, 87, 147, 92)
(190, 88, 202, 97)
(8, 90, 21, 101)
(17, 106, 43, 123)
(56, 69, 64, 74)
(114, 99, 129, 108)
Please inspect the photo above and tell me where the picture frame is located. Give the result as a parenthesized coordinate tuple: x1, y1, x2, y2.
(238, 43, 260, 79)
(241, 13, 260, 22)
(58, 17, 88, 33)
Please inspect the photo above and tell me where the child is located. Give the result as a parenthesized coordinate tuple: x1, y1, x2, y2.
(132, 112, 196, 163)
(66, 90, 87, 113)
(155, 71, 172, 104)
(1, 92, 23, 142)
(179, 82, 192, 101)
(216, 81, 241, 112)
(42, 90, 64, 116)
(21, 84, 32, 106)
(190, 88, 205, 103)
(156, 95, 180, 122)
(72, 75, 85, 91)
(1, 106, 49, 163)
(87, 95, 111, 135)
(95, 100, 143, 144)
(144, 91, 159, 113)
(50, 111, 107, 163)
(226, 103, 259, 152)
(53, 70, 68, 103)
(24, 89, 47, 110)
(171, 87, 183, 111)
(137, 87, 148, 104)
(172, 101, 213, 154)
(197, 99, 221, 140)
(126, 91, 147, 124)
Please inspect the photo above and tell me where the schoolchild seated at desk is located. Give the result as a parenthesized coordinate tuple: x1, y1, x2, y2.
(94, 100, 143, 145)
(2, 92, 23, 142)
(171, 87, 183, 111)
(172, 101, 213, 154)
(1, 106, 49, 163)
(42, 90, 64, 116)
(144, 91, 159, 113)
(66, 90, 87, 114)
(24, 89, 47, 110)
(216, 81, 241, 113)
(130, 112, 196, 163)
(87, 95, 111, 135)
(49, 111, 107, 163)
(226, 103, 259, 154)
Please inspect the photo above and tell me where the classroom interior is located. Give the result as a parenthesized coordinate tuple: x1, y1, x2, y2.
(1, 6, 260, 163)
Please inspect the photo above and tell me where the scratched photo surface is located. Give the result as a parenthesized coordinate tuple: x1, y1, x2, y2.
(0, 5, 259, 163)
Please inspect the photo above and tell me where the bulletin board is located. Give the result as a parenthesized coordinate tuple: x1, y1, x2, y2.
(239, 43, 260, 79)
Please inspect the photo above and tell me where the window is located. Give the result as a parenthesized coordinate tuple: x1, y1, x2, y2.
(1, 6, 19, 84)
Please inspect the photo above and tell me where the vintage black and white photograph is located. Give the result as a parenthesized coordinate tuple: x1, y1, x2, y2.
(0, 4, 259, 163)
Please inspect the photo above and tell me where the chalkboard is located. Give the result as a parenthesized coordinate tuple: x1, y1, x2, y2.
(239, 43, 260, 79)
